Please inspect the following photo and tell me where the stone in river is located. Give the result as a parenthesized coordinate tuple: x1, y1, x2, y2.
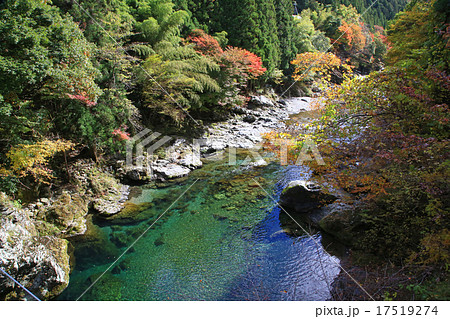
(279, 180, 337, 213)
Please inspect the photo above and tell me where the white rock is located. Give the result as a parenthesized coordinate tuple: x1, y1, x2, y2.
(152, 163, 191, 179)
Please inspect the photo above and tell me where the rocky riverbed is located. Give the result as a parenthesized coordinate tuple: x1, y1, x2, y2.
(119, 96, 316, 183)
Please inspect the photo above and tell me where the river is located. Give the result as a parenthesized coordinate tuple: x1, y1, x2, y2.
(58, 100, 343, 301)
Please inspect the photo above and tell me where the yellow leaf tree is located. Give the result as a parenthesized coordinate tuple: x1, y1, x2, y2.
(291, 52, 352, 82)
(1, 139, 74, 184)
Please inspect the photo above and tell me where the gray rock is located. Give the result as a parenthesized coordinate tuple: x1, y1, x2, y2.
(126, 167, 153, 182)
(115, 156, 154, 182)
(0, 209, 70, 300)
(152, 163, 191, 179)
(248, 95, 276, 109)
(166, 140, 203, 169)
(209, 140, 227, 151)
(178, 154, 202, 168)
(279, 180, 337, 213)
(243, 115, 257, 123)
(93, 185, 130, 216)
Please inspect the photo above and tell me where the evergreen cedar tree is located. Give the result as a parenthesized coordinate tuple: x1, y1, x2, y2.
(296, 0, 410, 27)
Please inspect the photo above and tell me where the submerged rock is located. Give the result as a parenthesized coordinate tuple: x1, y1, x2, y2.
(247, 158, 268, 167)
(99, 201, 155, 224)
(279, 180, 337, 213)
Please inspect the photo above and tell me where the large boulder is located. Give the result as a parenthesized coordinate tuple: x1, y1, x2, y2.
(279, 180, 337, 213)
(151, 161, 191, 180)
(166, 139, 203, 169)
(93, 184, 130, 216)
(115, 159, 154, 182)
(48, 192, 90, 236)
(248, 95, 276, 109)
(318, 206, 364, 246)
(0, 208, 70, 300)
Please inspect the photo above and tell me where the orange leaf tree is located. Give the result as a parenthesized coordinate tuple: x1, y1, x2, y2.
(337, 20, 366, 51)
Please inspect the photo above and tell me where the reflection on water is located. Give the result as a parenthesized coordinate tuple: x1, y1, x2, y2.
(59, 151, 341, 301)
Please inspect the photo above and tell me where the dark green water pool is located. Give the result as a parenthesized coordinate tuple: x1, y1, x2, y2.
(58, 151, 341, 301)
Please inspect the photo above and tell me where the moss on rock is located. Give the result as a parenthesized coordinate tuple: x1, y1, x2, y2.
(40, 191, 90, 237)
(100, 201, 155, 224)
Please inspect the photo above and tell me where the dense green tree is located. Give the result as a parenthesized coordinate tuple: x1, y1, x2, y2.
(52, 0, 135, 46)
(140, 52, 221, 123)
(274, 0, 298, 73)
(217, 0, 283, 73)
(0, 0, 101, 148)
(0, 0, 138, 169)
(172, 0, 217, 33)
(293, 12, 331, 53)
(216, 0, 261, 55)
(296, 0, 409, 27)
(130, 1, 221, 123)
(131, 0, 189, 50)
(256, 0, 281, 73)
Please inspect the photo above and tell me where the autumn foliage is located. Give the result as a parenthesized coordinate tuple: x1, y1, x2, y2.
(188, 29, 266, 79)
(182, 29, 266, 111)
(0, 139, 74, 184)
(264, 66, 449, 264)
(291, 52, 351, 82)
(336, 20, 366, 51)
(112, 128, 130, 141)
(67, 93, 97, 107)
(188, 29, 224, 56)
(221, 47, 267, 79)
(262, 1, 450, 273)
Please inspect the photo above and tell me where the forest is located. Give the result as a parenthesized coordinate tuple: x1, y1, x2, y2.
(0, 0, 449, 301)
(296, 0, 410, 27)
(0, 0, 402, 192)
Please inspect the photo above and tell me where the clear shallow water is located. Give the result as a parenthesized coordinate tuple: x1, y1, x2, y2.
(59, 151, 341, 301)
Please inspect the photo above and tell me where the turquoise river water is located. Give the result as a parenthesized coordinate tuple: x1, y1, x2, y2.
(58, 151, 342, 301)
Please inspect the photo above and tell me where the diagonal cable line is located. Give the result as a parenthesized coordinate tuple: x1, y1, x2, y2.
(0, 267, 41, 301)
(251, 177, 376, 301)
(280, 0, 380, 97)
(76, 178, 199, 301)
(71, 0, 200, 125)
